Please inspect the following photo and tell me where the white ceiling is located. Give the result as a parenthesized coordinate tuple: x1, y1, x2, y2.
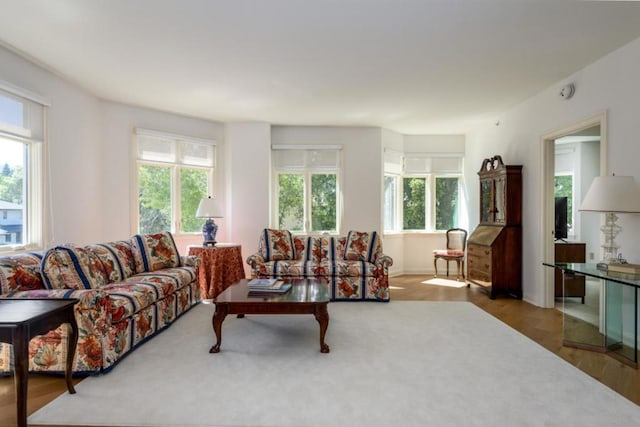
(2, 0, 640, 134)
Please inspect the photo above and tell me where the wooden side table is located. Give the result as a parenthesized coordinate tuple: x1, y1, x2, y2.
(554, 242, 586, 303)
(0, 298, 78, 427)
(188, 244, 246, 299)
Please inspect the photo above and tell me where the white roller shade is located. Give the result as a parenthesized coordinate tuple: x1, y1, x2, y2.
(0, 87, 45, 143)
(384, 149, 403, 174)
(272, 145, 342, 170)
(136, 128, 215, 167)
(404, 153, 462, 174)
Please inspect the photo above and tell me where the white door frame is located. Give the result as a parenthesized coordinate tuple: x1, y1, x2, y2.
(539, 111, 608, 308)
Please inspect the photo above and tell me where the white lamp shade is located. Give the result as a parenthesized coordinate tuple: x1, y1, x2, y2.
(580, 175, 640, 213)
(196, 196, 223, 218)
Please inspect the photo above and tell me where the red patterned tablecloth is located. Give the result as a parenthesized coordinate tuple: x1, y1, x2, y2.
(188, 244, 246, 299)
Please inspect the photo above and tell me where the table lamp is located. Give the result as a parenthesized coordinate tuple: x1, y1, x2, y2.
(579, 174, 640, 265)
(196, 196, 223, 246)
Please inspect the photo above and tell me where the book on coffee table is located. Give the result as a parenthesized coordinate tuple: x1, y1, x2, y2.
(247, 278, 278, 287)
(248, 283, 292, 295)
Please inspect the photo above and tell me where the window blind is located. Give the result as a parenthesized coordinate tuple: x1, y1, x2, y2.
(135, 128, 216, 167)
(384, 149, 403, 175)
(403, 153, 463, 174)
(272, 145, 342, 170)
(0, 87, 45, 143)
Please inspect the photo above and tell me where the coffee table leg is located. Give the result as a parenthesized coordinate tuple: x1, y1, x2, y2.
(210, 304, 228, 353)
(314, 304, 330, 353)
(66, 313, 78, 394)
(14, 326, 28, 427)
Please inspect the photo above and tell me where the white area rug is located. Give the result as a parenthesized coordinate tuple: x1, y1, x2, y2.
(422, 277, 467, 288)
(30, 301, 640, 427)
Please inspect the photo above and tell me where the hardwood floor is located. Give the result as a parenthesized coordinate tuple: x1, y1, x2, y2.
(1, 274, 638, 426)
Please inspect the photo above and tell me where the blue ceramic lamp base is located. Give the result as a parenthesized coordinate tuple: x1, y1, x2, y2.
(202, 218, 218, 247)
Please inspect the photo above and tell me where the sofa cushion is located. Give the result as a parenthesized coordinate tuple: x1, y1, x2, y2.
(125, 267, 196, 296)
(293, 236, 308, 260)
(260, 229, 296, 261)
(306, 236, 338, 262)
(343, 231, 379, 262)
(132, 232, 181, 272)
(102, 283, 159, 322)
(42, 245, 110, 290)
(0, 253, 44, 294)
(87, 241, 138, 283)
(258, 260, 375, 278)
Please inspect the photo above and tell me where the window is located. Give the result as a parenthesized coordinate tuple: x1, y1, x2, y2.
(0, 85, 46, 252)
(435, 177, 459, 230)
(555, 174, 574, 231)
(383, 175, 397, 232)
(403, 177, 426, 229)
(385, 152, 463, 232)
(135, 129, 215, 235)
(272, 146, 341, 233)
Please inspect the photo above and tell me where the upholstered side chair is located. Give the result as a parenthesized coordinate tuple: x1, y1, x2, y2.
(433, 228, 467, 281)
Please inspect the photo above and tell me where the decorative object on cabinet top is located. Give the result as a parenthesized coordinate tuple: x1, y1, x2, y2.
(480, 154, 505, 172)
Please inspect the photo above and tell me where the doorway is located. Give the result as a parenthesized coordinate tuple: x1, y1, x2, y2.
(540, 112, 607, 309)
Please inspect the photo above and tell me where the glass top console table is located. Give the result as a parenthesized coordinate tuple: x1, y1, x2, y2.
(543, 262, 639, 368)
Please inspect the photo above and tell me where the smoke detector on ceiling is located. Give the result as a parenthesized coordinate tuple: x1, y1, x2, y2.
(559, 83, 575, 100)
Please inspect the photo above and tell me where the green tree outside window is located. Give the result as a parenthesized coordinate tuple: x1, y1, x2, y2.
(403, 177, 426, 230)
(138, 165, 171, 234)
(278, 173, 304, 231)
(311, 174, 336, 232)
(180, 168, 209, 233)
(435, 177, 459, 230)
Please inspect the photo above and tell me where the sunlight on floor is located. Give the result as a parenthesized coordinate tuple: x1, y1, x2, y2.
(421, 277, 467, 288)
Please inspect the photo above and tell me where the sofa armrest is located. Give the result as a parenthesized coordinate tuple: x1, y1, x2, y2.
(246, 253, 266, 277)
(246, 253, 265, 269)
(374, 254, 394, 271)
(0, 288, 111, 330)
(181, 255, 201, 268)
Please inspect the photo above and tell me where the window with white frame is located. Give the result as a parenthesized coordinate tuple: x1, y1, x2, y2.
(135, 129, 216, 235)
(384, 151, 463, 232)
(272, 145, 342, 233)
(0, 84, 46, 252)
(383, 175, 397, 232)
(383, 149, 402, 233)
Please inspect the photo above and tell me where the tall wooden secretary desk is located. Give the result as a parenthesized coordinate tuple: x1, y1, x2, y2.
(467, 155, 523, 299)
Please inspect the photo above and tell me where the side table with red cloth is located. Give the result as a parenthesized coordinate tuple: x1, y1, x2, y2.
(188, 244, 246, 299)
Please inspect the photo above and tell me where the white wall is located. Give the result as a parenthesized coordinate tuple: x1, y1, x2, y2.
(579, 141, 600, 260)
(225, 122, 271, 274)
(465, 36, 640, 307)
(0, 44, 103, 246)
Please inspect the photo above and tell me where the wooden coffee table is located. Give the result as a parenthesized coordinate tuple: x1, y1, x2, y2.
(0, 298, 78, 427)
(210, 278, 330, 353)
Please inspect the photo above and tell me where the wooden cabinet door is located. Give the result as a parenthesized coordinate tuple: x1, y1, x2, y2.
(480, 179, 494, 224)
(494, 176, 506, 224)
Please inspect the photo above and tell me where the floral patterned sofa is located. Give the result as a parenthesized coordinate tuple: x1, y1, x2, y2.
(247, 229, 392, 301)
(0, 231, 200, 375)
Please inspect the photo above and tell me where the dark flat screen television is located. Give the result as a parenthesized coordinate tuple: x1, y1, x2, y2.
(555, 196, 568, 241)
